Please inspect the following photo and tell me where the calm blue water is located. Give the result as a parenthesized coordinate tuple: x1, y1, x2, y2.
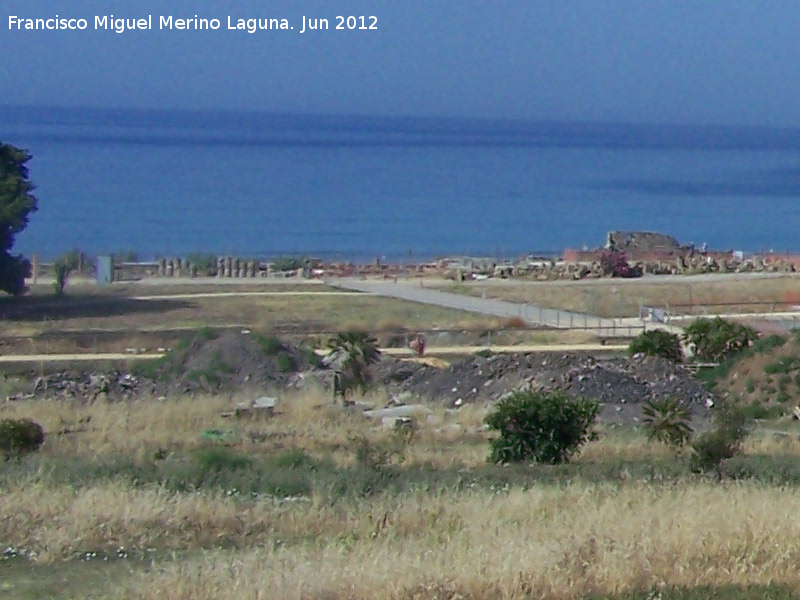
(2, 105, 800, 261)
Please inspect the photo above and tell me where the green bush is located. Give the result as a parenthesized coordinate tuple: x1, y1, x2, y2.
(682, 317, 758, 363)
(690, 404, 750, 473)
(741, 401, 784, 420)
(193, 447, 252, 472)
(187, 253, 217, 276)
(629, 329, 684, 363)
(275, 352, 297, 373)
(300, 344, 325, 368)
(0, 418, 45, 459)
(255, 335, 283, 356)
(641, 398, 693, 446)
(270, 256, 308, 272)
(484, 390, 599, 464)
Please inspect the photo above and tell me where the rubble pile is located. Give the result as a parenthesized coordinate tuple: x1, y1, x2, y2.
(7, 333, 715, 424)
(374, 352, 714, 416)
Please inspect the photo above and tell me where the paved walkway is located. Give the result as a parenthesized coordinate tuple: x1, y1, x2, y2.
(331, 279, 640, 336)
(0, 343, 628, 365)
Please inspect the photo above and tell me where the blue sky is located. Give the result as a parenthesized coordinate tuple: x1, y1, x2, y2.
(3, 0, 800, 125)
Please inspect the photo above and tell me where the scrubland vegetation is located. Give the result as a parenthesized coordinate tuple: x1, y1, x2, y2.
(4, 387, 800, 599)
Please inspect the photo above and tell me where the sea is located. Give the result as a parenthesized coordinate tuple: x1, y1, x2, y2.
(2, 105, 800, 262)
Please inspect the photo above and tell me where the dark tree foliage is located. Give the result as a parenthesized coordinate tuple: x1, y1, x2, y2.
(0, 143, 38, 295)
(0, 418, 45, 459)
(690, 403, 750, 474)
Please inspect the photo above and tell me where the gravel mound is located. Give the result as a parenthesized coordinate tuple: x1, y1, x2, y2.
(375, 352, 715, 418)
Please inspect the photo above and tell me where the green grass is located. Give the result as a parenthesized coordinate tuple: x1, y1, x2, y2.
(185, 352, 234, 388)
(765, 356, 798, 375)
(0, 558, 153, 600)
(253, 334, 283, 356)
(589, 586, 800, 600)
(695, 334, 789, 389)
(12, 430, 800, 501)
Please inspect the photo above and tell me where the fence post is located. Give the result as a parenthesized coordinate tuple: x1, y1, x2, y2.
(570, 314, 574, 328)
(32, 254, 38, 284)
(556, 312, 560, 327)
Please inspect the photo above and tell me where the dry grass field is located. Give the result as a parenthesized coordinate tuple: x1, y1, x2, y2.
(442, 275, 800, 318)
(4, 391, 800, 599)
(0, 283, 599, 356)
(5, 278, 800, 598)
(1, 287, 490, 335)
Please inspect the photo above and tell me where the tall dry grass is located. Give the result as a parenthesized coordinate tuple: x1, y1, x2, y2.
(6, 392, 800, 598)
(109, 482, 800, 599)
(445, 275, 800, 318)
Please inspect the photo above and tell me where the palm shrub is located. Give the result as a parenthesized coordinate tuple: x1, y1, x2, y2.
(485, 389, 599, 464)
(327, 331, 381, 401)
(0, 418, 45, 460)
(690, 403, 750, 474)
(682, 317, 757, 363)
(629, 329, 684, 363)
(642, 398, 693, 446)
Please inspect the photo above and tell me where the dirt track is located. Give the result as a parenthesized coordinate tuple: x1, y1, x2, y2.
(0, 343, 628, 365)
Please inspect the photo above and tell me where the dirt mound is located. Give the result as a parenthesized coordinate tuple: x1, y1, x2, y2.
(375, 352, 714, 420)
(714, 334, 800, 416)
(9, 332, 328, 401)
(163, 331, 321, 393)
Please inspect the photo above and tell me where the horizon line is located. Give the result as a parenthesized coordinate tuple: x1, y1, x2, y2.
(2, 103, 800, 133)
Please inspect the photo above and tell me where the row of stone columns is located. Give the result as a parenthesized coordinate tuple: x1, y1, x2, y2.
(216, 257, 260, 278)
(155, 257, 265, 277)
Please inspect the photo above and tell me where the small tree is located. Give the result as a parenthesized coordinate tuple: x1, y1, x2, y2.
(485, 390, 599, 464)
(53, 249, 81, 295)
(690, 404, 750, 474)
(682, 317, 757, 363)
(327, 331, 381, 402)
(629, 329, 684, 362)
(598, 249, 642, 278)
(642, 398, 693, 446)
(0, 143, 38, 295)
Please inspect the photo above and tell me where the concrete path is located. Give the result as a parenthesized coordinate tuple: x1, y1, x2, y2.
(330, 279, 637, 335)
(380, 343, 628, 356)
(131, 291, 360, 301)
(0, 352, 165, 363)
(0, 343, 628, 365)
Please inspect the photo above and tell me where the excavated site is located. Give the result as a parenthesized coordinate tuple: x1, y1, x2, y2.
(7, 331, 715, 425)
